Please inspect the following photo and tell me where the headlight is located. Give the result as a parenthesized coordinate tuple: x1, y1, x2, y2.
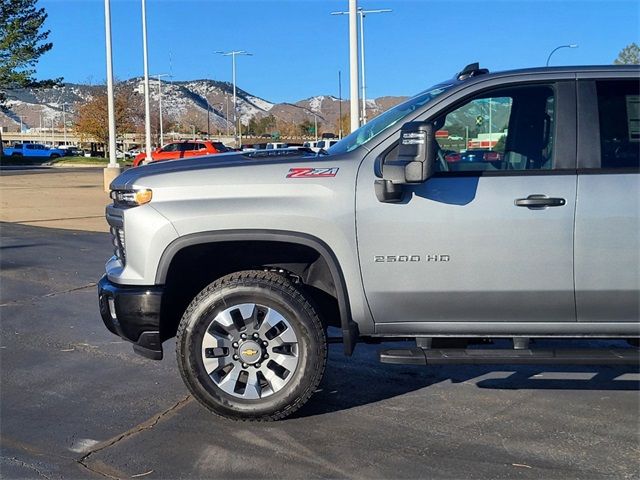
(110, 189, 153, 207)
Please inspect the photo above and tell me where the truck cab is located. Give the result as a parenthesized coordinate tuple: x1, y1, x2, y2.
(99, 64, 639, 421)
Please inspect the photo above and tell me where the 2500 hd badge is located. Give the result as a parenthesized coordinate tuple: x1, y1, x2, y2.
(374, 254, 451, 262)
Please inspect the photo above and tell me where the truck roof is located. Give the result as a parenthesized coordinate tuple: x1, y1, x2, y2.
(453, 63, 639, 85)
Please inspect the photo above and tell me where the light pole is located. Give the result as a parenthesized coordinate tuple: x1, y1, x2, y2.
(16, 115, 26, 134)
(103, 0, 120, 189)
(206, 101, 210, 139)
(152, 73, 169, 146)
(338, 70, 343, 139)
(214, 103, 224, 136)
(225, 94, 230, 137)
(189, 124, 196, 140)
(314, 113, 318, 141)
(546, 44, 578, 66)
(61, 103, 67, 146)
(216, 50, 252, 148)
(330, 1, 359, 132)
(332, 7, 391, 125)
(141, 0, 152, 163)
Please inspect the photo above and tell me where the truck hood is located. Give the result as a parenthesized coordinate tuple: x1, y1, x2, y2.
(110, 149, 323, 190)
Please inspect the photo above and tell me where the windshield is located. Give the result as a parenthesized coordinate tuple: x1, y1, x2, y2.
(328, 83, 453, 154)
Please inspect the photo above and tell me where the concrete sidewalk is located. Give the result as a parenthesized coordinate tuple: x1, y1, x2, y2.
(0, 169, 110, 232)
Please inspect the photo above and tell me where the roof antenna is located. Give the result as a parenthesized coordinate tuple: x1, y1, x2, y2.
(457, 62, 489, 80)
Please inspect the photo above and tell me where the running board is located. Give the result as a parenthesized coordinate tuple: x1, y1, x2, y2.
(379, 348, 640, 366)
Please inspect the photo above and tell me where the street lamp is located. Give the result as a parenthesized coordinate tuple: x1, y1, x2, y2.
(338, 70, 343, 139)
(332, 6, 392, 125)
(61, 103, 68, 146)
(152, 73, 170, 146)
(546, 44, 578, 66)
(16, 115, 26, 134)
(141, 0, 152, 163)
(215, 50, 252, 148)
(103, 0, 120, 190)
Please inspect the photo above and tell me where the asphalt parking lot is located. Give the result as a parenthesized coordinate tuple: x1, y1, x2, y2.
(1, 218, 639, 479)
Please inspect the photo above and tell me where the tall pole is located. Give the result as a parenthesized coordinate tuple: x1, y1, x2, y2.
(216, 50, 252, 148)
(62, 103, 67, 145)
(332, 6, 391, 131)
(207, 101, 210, 139)
(153, 73, 169, 146)
(104, 0, 117, 167)
(314, 114, 318, 141)
(158, 76, 163, 146)
(358, 9, 366, 124)
(338, 70, 343, 139)
(348, 0, 359, 133)
(225, 94, 230, 136)
(232, 53, 237, 145)
(141, 0, 152, 163)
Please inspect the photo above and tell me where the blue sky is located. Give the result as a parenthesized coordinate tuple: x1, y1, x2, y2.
(36, 0, 639, 103)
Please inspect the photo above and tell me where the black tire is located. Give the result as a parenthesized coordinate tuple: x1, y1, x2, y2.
(176, 270, 327, 421)
(50, 153, 60, 159)
(11, 152, 22, 157)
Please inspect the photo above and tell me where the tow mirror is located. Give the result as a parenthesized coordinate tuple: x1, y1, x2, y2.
(375, 121, 436, 203)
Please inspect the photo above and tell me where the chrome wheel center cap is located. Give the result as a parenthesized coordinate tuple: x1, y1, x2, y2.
(238, 340, 262, 364)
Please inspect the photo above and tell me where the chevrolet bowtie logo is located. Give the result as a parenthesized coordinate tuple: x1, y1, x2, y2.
(242, 349, 259, 357)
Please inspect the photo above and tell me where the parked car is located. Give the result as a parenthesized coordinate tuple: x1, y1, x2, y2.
(132, 140, 232, 167)
(265, 142, 288, 150)
(57, 145, 84, 157)
(445, 149, 503, 163)
(303, 139, 339, 153)
(3, 143, 66, 159)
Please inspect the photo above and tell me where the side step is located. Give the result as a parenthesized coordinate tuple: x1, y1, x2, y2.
(379, 347, 640, 366)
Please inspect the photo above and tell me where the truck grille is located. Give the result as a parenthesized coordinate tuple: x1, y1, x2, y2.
(110, 226, 126, 264)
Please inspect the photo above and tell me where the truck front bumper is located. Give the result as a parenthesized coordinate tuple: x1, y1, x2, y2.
(98, 275, 164, 360)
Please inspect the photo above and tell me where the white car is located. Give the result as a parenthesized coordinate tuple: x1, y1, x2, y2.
(303, 139, 339, 153)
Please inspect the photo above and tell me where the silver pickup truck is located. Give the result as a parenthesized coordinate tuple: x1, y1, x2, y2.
(99, 64, 639, 421)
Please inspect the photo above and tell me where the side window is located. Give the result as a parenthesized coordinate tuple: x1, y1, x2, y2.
(434, 85, 555, 173)
(597, 80, 639, 169)
(197, 143, 206, 150)
(161, 144, 177, 152)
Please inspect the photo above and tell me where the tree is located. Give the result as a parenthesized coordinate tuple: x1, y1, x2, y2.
(0, 0, 60, 103)
(75, 85, 141, 156)
(0, 0, 60, 155)
(614, 43, 640, 65)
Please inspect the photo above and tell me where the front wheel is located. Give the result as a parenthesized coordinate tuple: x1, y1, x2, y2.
(176, 270, 327, 421)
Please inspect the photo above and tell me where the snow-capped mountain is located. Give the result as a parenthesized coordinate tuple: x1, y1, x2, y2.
(0, 79, 406, 134)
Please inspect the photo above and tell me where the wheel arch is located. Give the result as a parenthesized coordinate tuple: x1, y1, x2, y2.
(156, 230, 358, 355)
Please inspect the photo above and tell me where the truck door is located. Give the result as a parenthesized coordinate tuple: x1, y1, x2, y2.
(356, 82, 578, 329)
(575, 78, 639, 323)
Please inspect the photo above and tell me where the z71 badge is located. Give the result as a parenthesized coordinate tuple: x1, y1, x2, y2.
(286, 167, 339, 178)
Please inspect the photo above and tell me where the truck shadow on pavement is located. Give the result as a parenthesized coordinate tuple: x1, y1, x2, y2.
(295, 341, 639, 418)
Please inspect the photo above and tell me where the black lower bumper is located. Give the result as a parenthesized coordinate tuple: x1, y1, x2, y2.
(98, 275, 164, 360)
